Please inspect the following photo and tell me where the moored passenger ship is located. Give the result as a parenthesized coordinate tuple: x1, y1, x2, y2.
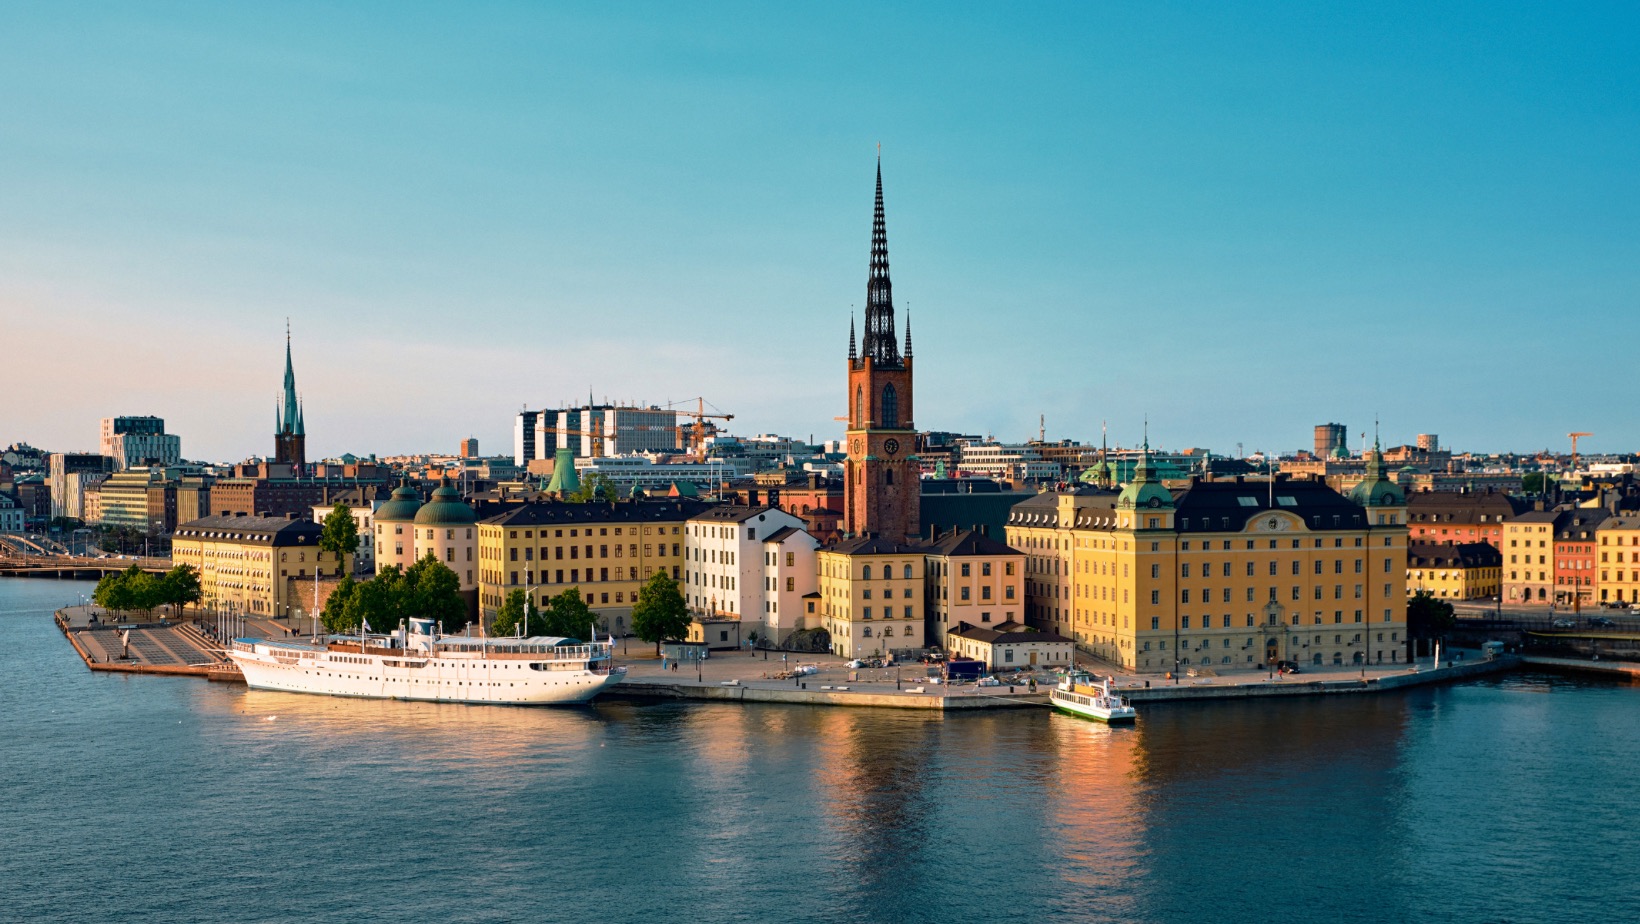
(230, 618, 626, 705)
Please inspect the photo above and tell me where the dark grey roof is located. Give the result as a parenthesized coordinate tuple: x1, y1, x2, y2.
(926, 528, 1022, 558)
(480, 499, 715, 527)
(692, 505, 781, 524)
(1406, 491, 1529, 524)
(175, 515, 323, 546)
(1408, 542, 1502, 568)
(825, 535, 927, 555)
(1172, 479, 1367, 533)
(948, 621, 1074, 645)
(761, 526, 804, 544)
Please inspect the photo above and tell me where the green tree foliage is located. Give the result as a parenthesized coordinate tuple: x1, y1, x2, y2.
(320, 557, 468, 634)
(490, 589, 547, 638)
(160, 564, 202, 616)
(569, 473, 619, 504)
(543, 587, 595, 640)
(630, 570, 690, 654)
(92, 564, 167, 617)
(1406, 590, 1456, 655)
(319, 502, 361, 569)
(1522, 472, 1548, 494)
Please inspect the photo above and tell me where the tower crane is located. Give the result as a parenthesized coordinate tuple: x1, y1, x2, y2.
(1568, 432, 1593, 471)
(662, 398, 734, 460)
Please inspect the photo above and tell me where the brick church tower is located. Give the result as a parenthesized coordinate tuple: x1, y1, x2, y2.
(844, 159, 919, 541)
(274, 326, 306, 472)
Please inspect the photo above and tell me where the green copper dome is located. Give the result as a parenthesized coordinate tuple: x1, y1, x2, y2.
(374, 485, 424, 522)
(413, 483, 478, 525)
(1349, 442, 1405, 508)
(1116, 441, 1174, 511)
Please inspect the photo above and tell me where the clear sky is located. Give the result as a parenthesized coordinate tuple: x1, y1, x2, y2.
(4, 2, 1637, 462)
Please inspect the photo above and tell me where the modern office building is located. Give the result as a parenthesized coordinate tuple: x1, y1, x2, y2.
(101, 416, 182, 471)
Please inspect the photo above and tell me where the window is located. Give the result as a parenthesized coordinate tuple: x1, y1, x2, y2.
(881, 383, 898, 428)
(961, 563, 971, 577)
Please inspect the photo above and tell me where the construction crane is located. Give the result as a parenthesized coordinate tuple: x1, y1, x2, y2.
(1568, 432, 1593, 471)
(663, 398, 734, 460)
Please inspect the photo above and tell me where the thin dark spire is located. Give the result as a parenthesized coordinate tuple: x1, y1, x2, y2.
(848, 312, 857, 361)
(862, 154, 901, 366)
(280, 324, 299, 435)
(904, 306, 912, 358)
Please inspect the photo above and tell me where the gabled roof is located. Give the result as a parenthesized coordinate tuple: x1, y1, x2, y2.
(692, 505, 781, 524)
(825, 534, 927, 555)
(1408, 542, 1502, 568)
(948, 621, 1073, 645)
(926, 528, 1021, 558)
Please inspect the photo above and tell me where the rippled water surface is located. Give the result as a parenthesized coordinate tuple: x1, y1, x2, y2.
(3, 578, 1638, 923)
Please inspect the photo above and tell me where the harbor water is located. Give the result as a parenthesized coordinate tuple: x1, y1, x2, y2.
(3, 577, 1638, 923)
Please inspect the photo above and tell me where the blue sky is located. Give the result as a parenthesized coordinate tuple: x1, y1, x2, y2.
(4, 2, 1637, 461)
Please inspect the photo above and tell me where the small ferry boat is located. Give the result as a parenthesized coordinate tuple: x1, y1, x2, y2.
(1050, 670, 1137, 723)
(229, 618, 626, 705)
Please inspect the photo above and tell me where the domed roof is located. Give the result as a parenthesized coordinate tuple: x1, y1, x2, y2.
(374, 485, 424, 522)
(1116, 442, 1174, 510)
(1349, 443, 1405, 508)
(414, 484, 477, 526)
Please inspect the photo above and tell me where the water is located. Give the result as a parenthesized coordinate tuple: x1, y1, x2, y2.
(3, 577, 1638, 924)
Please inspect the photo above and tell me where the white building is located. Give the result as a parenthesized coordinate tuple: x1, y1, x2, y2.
(682, 505, 814, 643)
(956, 442, 1063, 482)
(311, 499, 381, 574)
(576, 454, 749, 491)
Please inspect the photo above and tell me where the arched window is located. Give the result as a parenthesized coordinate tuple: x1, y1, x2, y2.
(885, 469, 894, 486)
(903, 564, 913, 580)
(881, 384, 898, 428)
(855, 385, 864, 427)
(863, 565, 873, 580)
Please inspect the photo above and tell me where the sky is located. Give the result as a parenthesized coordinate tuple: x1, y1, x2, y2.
(3, 2, 1638, 462)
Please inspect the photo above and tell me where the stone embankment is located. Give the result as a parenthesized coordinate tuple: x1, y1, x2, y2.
(56, 606, 241, 681)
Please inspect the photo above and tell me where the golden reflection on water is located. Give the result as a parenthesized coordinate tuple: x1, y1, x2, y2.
(1041, 714, 1146, 894)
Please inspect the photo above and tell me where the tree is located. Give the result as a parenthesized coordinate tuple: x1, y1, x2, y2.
(490, 589, 547, 637)
(1522, 472, 1548, 494)
(570, 473, 619, 504)
(319, 503, 361, 572)
(322, 574, 359, 633)
(1406, 590, 1456, 659)
(630, 570, 690, 654)
(161, 564, 202, 617)
(543, 587, 595, 640)
(404, 554, 467, 632)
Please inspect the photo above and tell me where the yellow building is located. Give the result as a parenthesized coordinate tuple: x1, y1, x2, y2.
(172, 513, 343, 618)
(1597, 515, 1640, 606)
(1406, 542, 1502, 599)
(1005, 444, 1409, 674)
(476, 499, 708, 635)
(1502, 510, 1557, 605)
(817, 535, 926, 658)
(924, 529, 1024, 643)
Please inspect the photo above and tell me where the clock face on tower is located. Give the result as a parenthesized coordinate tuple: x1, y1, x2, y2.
(852, 439, 863, 455)
(883, 438, 900, 456)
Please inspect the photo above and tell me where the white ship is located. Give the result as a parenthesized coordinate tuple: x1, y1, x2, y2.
(229, 618, 627, 706)
(1050, 671, 1137, 723)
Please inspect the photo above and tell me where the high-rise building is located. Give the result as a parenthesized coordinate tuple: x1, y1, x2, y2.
(101, 416, 181, 470)
(274, 328, 307, 472)
(48, 452, 114, 520)
(843, 158, 919, 542)
(1314, 423, 1347, 458)
(460, 438, 479, 459)
(1416, 433, 1439, 451)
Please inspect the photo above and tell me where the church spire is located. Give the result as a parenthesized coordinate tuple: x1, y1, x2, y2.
(862, 154, 901, 367)
(848, 313, 857, 361)
(904, 307, 913, 359)
(280, 322, 299, 435)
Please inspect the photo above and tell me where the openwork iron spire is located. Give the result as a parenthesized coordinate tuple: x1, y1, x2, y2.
(848, 313, 857, 361)
(861, 156, 902, 367)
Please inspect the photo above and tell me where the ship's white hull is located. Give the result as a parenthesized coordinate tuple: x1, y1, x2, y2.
(1050, 687, 1137, 723)
(231, 649, 626, 706)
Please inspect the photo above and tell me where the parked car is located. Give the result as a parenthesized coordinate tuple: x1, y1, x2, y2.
(1275, 660, 1302, 672)
(1590, 617, 1616, 628)
(1552, 618, 1576, 629)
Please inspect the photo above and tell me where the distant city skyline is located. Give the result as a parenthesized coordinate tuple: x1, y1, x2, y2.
(5, 4, 1637, 460)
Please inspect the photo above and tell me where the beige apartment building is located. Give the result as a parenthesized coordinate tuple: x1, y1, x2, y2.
(476, 499, 710, 635)
(172, 514, 343, 618)
(1006, 446, 1410, 674)
(817, 535, 926, 659)
(924, 529, 1024, 643)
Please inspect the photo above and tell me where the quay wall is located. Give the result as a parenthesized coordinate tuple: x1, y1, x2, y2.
(1520, 655, 1640, 679)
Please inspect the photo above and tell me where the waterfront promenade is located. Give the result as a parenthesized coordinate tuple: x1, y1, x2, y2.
(610, 643, 1519, 709)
